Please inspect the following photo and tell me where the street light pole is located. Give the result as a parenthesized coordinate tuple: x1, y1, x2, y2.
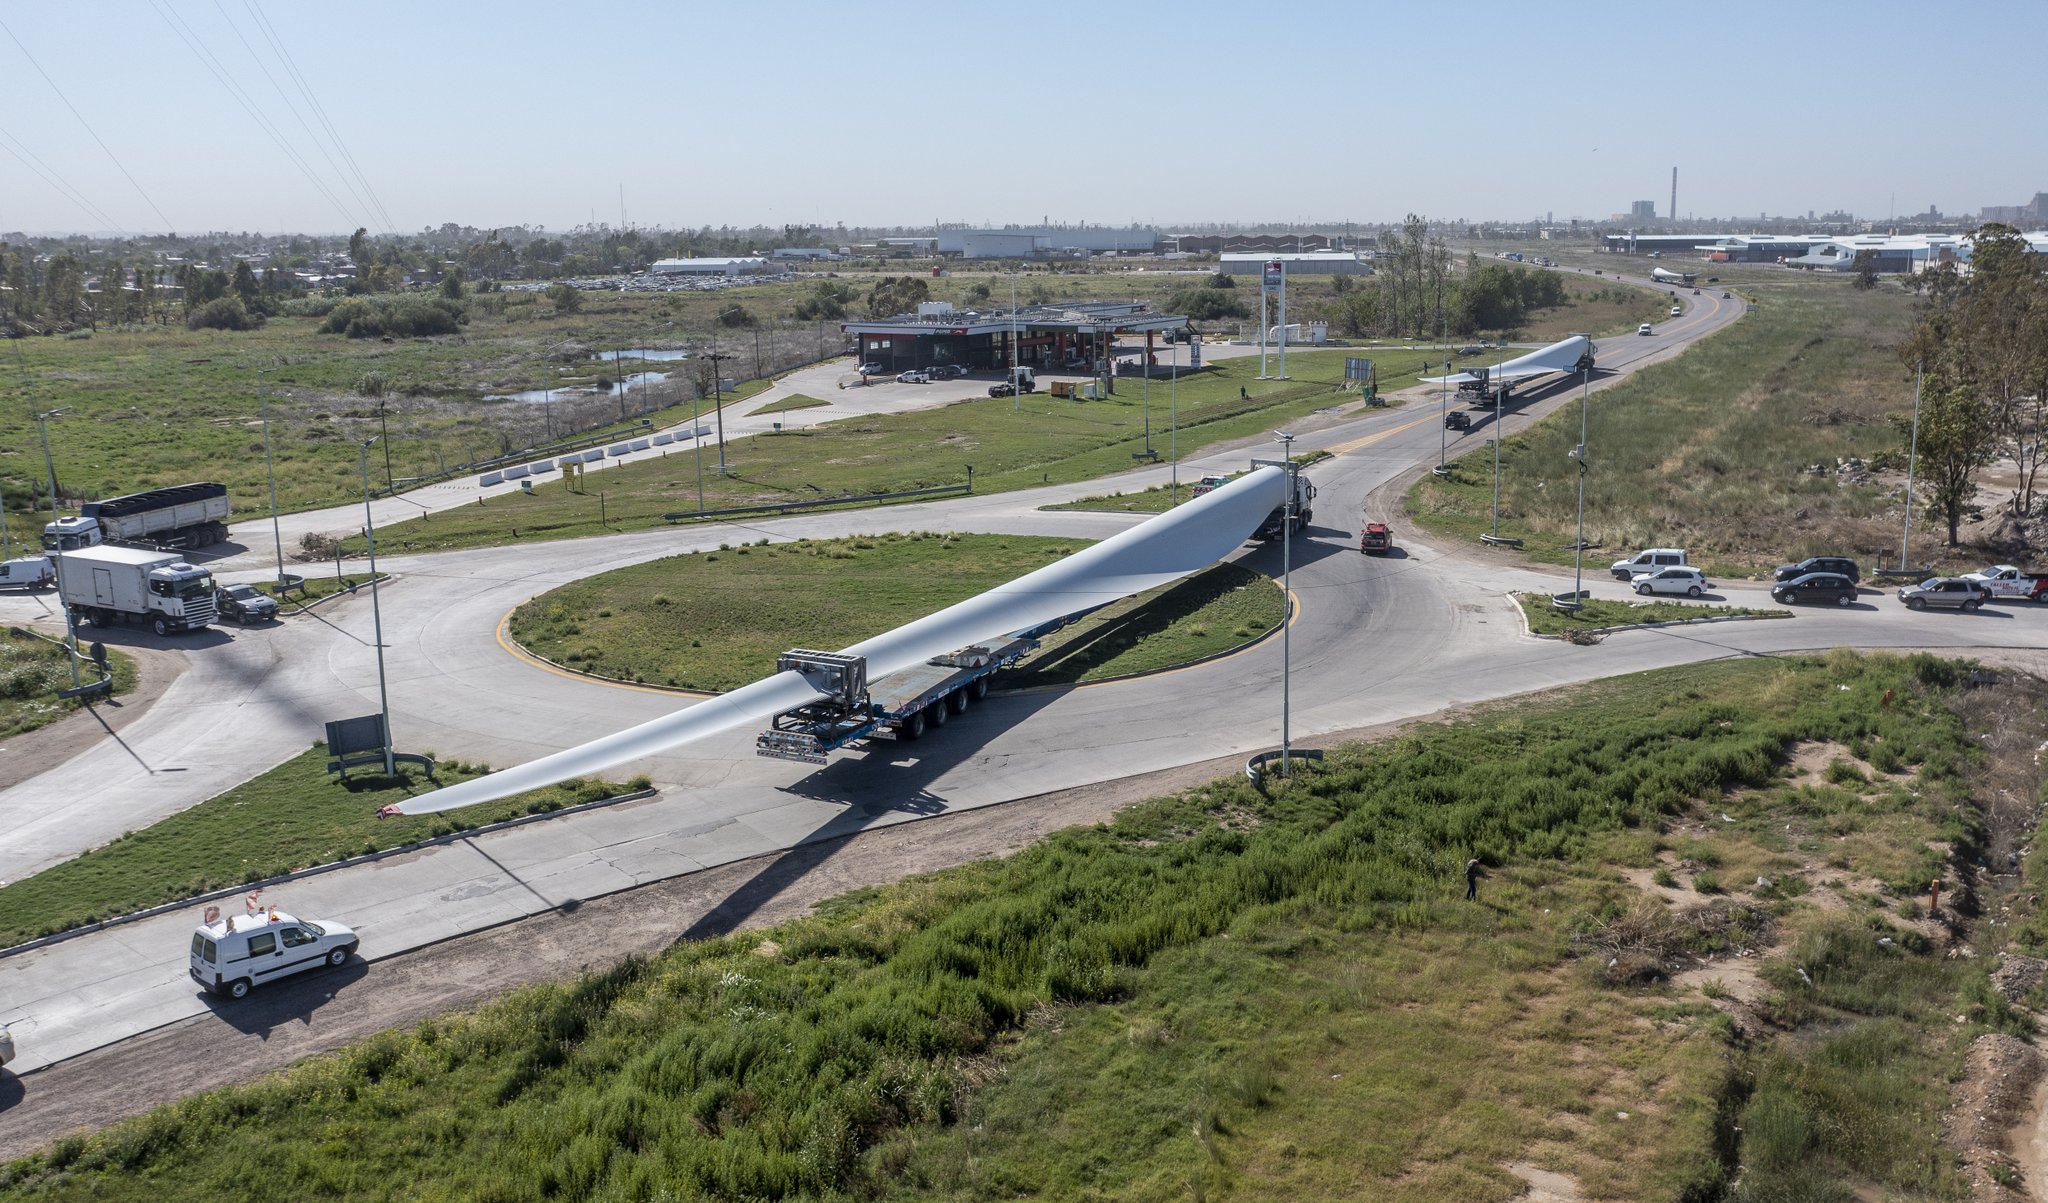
(1573, 365, 1590, 601)
(1491, 377, 1504, 538)
(1170, 336, 1180, 504)
(1439, 360, 1448, 470)
(35, 407, 69, 520)
(1010, 272, 1022, 413)
(1273, 429, 1296, 778)
(1902, 360, 1923, 571)
(358, 438, 396, 778)
(703, 351, 733, 475)
(260, 369, 286, 587)
(691, 386, 705, 515)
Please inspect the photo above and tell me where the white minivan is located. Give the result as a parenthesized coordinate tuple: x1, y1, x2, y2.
(188, 910, 359, 999)
(1610, 548, 1689, 580)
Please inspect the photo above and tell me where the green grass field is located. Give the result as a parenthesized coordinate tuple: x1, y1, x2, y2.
(353, 350, 1411, 554)
(507, 533, 1283, 693)
(1407, 275, 1919, 575)
(0, 651, 2009, 1201)
(1514, 592, 1789, 635)
(0, 630, 137, 739)
(0, 749, 632, 948)
(751, 393, 830, 415)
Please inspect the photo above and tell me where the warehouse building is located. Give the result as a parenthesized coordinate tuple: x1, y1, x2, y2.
(650, 256, 773, 276)
(938, 225, 1162, 258)
(1217, 251, 1371, 276)
(840, 300, 1187, 373)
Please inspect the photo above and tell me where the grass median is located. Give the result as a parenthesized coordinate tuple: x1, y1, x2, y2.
(0, 750, 633, 948)
(508, 532, 1283, 693)
(1515, 592, 1790, 636)
(349, 350, 1426, 554)
(2, 651, 2016, 1200)
(1408, 275, 1918, 575)
(0, 629, 138, 739)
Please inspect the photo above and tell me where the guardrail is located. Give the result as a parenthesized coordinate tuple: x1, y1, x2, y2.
(1245, 747, 1323, 784)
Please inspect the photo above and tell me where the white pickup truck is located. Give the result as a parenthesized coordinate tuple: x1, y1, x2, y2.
(1960, 564, 2048, 601)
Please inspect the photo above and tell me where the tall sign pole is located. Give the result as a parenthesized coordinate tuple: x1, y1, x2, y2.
(1902, 360, 1922, 570)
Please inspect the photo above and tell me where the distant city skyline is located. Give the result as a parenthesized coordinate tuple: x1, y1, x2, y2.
(3, 0, 2044, 237)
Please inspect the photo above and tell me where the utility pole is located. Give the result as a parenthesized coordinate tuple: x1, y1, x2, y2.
(260, 369, 286, 586)
(36, 407, 69, 519)
(377, 396, 394, 492)
(358, 438, 396, 778)
(1572, 365, 1590, 603)
(1903, 360, 1923, 569)
(1491, 377, 1504, 538)
(703, 351, 734, 475)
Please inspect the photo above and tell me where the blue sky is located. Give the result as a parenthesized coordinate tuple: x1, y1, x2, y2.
(2, 0, 2043, 236)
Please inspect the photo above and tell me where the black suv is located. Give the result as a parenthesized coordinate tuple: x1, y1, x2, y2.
(1444, 410, 1471, 430)
(1774, 556, 1860, 584)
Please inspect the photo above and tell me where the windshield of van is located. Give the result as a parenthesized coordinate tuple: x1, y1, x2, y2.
(300, 920, 325, 936)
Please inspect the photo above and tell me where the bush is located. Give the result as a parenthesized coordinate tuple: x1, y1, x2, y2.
(321, 295, 468, 339)
(186, 296, 261, 331)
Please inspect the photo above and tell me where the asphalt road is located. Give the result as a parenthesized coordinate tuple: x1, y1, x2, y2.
(15, 267, 2017, 1098)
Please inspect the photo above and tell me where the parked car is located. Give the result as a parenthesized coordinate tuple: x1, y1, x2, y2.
(214, 582, 281, 625)
(896, 369, 929, 384)
(927, 364, 965, 379)
(1896, 577, 1991, 611)
(1772, 572, 1858, 606)
(188, 909, 359, 1000)
(1632, 566, 1711, 597)
(1774, 556, 1861, 584)
(1610, 548, 1688, 580)
(1444, 410, 1471, 430)
(856, 362, 886, 376)
(1638, 323, 1654, 336)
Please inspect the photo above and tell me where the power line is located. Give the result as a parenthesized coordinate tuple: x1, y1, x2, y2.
(0, 123, 128, 235)
(0, 14, 175, 231)
(244, 1, 399, 237)
(145, 0, 360, 231)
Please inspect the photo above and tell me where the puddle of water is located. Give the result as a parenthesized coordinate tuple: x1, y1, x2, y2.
(487, 370, 672, 404)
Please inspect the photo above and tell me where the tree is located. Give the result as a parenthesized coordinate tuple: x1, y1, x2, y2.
(716, 301, 757, 328)
(231, 260, 262, 309)
(439, 272, 464, 300)
(1166, 286, 1249, 322)
(544, 282, 582, 314)
(791, 281, 852, 321)
(1851, 251, 1879, 290)
(864, 276, 929, 318)
(1896, 385, 1998, 545)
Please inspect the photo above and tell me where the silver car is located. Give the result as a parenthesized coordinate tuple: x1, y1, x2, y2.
(1896, 577, 1989, 611)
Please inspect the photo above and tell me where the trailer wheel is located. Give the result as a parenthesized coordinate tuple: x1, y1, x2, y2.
(970, 677, 990, 701)
(89, 607, 115, 628)
(926, 700, 948, 728)
(898, 710, 926, 740)
(946, 689, 969, 715)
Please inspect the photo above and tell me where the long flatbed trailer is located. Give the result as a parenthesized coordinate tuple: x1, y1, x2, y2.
(755, 637, 1039, 764)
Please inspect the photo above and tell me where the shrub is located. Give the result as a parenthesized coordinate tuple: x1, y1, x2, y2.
(321, 295, 468, 339)
(186, 296, 261, 331)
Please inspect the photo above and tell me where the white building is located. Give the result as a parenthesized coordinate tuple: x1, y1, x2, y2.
(651, 257, 771, 276)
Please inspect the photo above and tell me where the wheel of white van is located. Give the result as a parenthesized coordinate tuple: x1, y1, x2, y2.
(152, 615, 171, 637)
(926, 699, 948, 728)
(226, 978, 251, 1000)
(970, 677, 989, 701)
(946, 689, 969, 715)
(899, 709, 926, 740)
(326, 947, 350, 967)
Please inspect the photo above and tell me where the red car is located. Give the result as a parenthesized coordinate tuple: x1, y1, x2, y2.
(1360, 523, 1393, 555)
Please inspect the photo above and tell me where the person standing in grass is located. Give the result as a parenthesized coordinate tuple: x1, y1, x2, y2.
(1466, 858, 1482, 902)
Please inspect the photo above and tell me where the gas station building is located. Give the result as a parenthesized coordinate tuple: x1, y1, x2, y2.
(840, 300, 1189, 374)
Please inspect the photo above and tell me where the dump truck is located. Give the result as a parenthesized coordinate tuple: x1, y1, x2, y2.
(54, 545, 217, 635)
(43, 482, 231, 552)
(755, 638, 1038, 764)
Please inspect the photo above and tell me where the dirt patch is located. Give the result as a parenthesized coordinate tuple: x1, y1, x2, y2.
(1946, 1032, 2043, 1200)
(1784, 738, 1877, 789)
(1505, 1161, 1585, 1201)
(0, 641, 185, 792)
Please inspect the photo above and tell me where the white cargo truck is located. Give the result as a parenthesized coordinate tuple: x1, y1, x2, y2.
(54, 545, 217, 635)
(43, 481, 231, 551)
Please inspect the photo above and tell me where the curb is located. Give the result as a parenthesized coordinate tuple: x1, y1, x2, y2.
(1523, 609, 1793, 641)
(0, 787, 658, 961)
(278, 573, 396, 618)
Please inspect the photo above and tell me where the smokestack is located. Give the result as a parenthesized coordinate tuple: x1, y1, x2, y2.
(1670, 167, 1677, 222)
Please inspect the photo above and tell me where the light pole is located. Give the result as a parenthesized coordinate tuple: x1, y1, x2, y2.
(35, 407, 69, 519)
(1902, 360, 1923, 571)
(1170, 335, 1180, 503)
(1572, 365, 1590, 602)
(1009, 272, 1022, 412)
(703, 351, 734, 475)
(1490, 375, 1504, 538)
(1273, 429, 1296, 778)
(691, 383, 706, 515)
(357, 438, 396, 778)
(259, 369, 286, 587)
(1439, 360, 1448, 470)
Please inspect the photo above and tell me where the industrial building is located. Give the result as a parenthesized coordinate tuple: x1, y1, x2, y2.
(839, 300, 1187, 374)
(937, 226, 1162, 258)
(1217, 251, 1370, 277)
(650, 257, 773, 276)
(1603, 230, 2048, 272)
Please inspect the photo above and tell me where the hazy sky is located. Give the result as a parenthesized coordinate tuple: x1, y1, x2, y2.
(3, 0, 2043, 237)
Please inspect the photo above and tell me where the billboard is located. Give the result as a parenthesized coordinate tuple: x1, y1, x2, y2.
(1262, 259, 1285, 292)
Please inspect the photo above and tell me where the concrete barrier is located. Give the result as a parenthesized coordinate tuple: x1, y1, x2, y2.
(504, 464, 530, 480)
(629, 439, 650, 452)
(652, 433, 674, 446)
(479, 471, 504, 486)
(607, 444, 631, 456)
(529, 460, 555, 473)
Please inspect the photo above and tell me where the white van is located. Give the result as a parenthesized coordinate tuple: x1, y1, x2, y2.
(1610, 548, 1688, 580)
(188, 909, 359, 999)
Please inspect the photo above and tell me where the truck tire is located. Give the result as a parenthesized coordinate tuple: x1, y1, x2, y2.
(898, 710, 926, 740)
(970, 677, 990, 701)
(90, 607, 115, 628)
(946, 688, 969, 715)
(152, 615, 172, 637)
(926, 699, 948, 728)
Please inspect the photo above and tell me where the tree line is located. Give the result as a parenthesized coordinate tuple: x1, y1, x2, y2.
(1896, 224, 2048, 545)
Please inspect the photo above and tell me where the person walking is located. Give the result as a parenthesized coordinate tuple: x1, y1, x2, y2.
(1465, 858, 1482, 902)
